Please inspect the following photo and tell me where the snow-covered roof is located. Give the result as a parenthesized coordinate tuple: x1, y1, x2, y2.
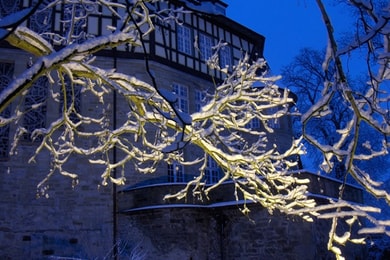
(175, 0, 228, 16)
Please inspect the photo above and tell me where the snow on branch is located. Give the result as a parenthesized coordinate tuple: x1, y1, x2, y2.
(1, 0, 390, 258)
(296, 1, 390, 258)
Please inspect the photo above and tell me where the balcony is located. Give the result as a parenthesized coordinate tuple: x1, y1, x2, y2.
(117, 171, 363, 214)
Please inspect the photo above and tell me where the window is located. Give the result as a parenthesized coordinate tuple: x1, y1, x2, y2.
(172, 84, 188, 113)
(199, 33, 213, 60)
(205, 156, 220, 184)
(62, 3, 88, 44)
(268, 117, 280, 129)
(0, 62, 14, 158)
(267, 107, 280, 129)
(195, 90, 206, 112)
(219, 45, 232, 68)
(168, 162, 184, 183)
(59, 77, 82, 123)
(29, 0, 53, 35)
(0, 0, 21, 17)
(23, 77, 48, 141)
(177, 25, 192, 55)
(246, 118, 261, 129)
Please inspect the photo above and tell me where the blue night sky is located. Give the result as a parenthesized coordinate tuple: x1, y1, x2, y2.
(223, 1, 358, 171)
(224, 1, 350, 75)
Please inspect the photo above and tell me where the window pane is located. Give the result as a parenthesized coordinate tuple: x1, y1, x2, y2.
(199, 33, 212, 60)
(245, 118, 260, 129)
(205, 156, 220, 184)
(177, 26, 192, 55)
(0, 62, 14, 158)
(195, 90, 206, 112)
(172, 84, 189, 113)
(168, 162, 184, 183)
(267, 107, 280, 129)
(252, 118, 260, 129)
(219, 45, 232, 68)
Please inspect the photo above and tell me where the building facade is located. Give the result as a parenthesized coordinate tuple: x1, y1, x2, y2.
(0, 0, 364, 259)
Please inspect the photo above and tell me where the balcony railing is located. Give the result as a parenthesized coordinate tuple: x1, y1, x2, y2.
(117, 171, 363, 214)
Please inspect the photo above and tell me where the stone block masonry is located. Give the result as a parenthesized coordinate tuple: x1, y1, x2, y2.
(0, 160, 114, 259)
(117, 205, 364, 259)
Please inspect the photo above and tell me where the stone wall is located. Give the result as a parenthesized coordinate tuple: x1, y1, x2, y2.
(117, 205, 364, 260)
(0, 151, 114, 259)
(0, 50, 116, 259)
(116, 174, 365, 259)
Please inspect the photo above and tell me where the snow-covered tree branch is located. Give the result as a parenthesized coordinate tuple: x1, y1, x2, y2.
(1, 0, 390, 258)
(291, 0, 390, 258)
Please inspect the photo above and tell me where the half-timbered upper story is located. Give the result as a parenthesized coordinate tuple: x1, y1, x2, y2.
(0, 0, 265, 80)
